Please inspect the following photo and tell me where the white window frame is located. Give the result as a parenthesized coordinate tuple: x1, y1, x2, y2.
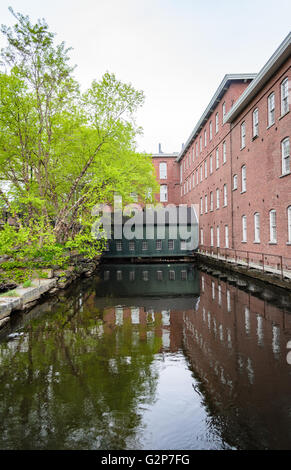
(216, 188, 220, 209)
(253, 108, 259, 137)
(200, 165, 203, 182)
(241, 165, 246, 192)
(233, 174, 238, 190)
(241, 121, 246, 149)
(269, 209, 277, 243)
(254, 212, 260, 243)
(210, 191, 213, 211)
(200, 135, 202, 152)
(204, 129, 207, 147)
(159, 162, 167, 179)
(204, 159, 207, 178)
(225, 225, 229, 248)
(242, 215, 247, 242)
(200, 197, 203, 215)
(223, 141, 226, 163)
(288, 206, 291, 243)
(268, 92, 275, 126)
(209, 121, 213, 140)
(215, 112, 219, 133)
(216, 147, 219, 169)
(216, 225, 220, 247)
(222, 102, 226, 121)
(205, 194, 208, 213)
(210, 154, 213, 174)
(281, 78, 289, 116)
(200, 228, 204, 245)
(223, 184, 227, 206)
(210, 227, 214, 247)
(160, 184, 168, 202)
(282, 137, 290, 175)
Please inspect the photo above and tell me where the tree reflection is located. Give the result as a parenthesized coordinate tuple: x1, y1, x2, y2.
(0, 290, 161, 449)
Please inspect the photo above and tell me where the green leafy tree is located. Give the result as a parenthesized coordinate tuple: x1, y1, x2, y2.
(0, 8, 158, 258)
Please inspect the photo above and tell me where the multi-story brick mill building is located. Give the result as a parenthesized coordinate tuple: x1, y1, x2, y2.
(153, 32, 290, 267)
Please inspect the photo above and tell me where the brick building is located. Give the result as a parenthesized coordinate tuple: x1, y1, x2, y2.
(173, 32, 291, 262)
(151, 144, 180, 205)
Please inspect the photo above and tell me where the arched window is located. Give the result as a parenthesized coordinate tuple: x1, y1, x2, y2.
(241, 165, 246, 192)
(159, 162, 167, 179)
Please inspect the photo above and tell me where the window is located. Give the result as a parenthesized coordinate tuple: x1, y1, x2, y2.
(189, 177, 191, 191)
(216, 188, 220, 209)
(116, 241, 123, 251)
(159, 162, 167, 179)
(210, 154, 213, 174)
(241, 165, 246, 192)
(180, 164, 183, 183)
(200, 135, 202, 152)
(200, 165, 203, 182)
(215, 112, 219, 133)
(282, 137, 290, 175)
(160, 184, 168, 202)
(180, 240, 187, 250)
(281, 78, 289, 115)
(196, 142, 198, 157)
(210, 227, 214, 246)
(169, 270, 175, 280)
(210, 191, 213, 211)
(217, 225, 220, 247)
(223, 141, 226, 163)
(288, 206, 291, 243)
(216, 148, 219, 169)
(253, 108, 259, 137)
(241, 121, 246, 148)
(192, 173, 195, 187)
(200, 228, 204, 245)
(222, 102, 226, 120)
(200, 197, 203, 215)
(129, 241, 135, 252)
(142, 240, 148, 251)
(205, 194, 208, 213)
(209, 121, 213, 140)
(242, 215, 247, 242)
(196, 169, 198, 185)
(192, 148, 195, 162)
(269, 210, 277, 243)
(156, 239, 162, 250)
(157, 270, 163, 281)
(254, 212, 260, 242)
(168, 239, 174, 250)
(225, 225, 229, 248)
(117, 270, 122, 281)
(204, 129, 207, 147)
(204, 159, 207, 178)
(142, 271, 149, 281)
(233, 174, 238, 190)
(223, 184, 227, 206)
(268, 92, 275, 126)
(181, 270, 187, 280)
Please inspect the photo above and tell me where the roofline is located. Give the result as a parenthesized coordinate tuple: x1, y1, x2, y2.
(176, 73, 257, 162)
(225, 32, 291, 124)
(152, 153, 179, 157)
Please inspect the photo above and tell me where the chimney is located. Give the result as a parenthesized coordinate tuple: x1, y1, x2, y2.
(158, 143, 163, 154)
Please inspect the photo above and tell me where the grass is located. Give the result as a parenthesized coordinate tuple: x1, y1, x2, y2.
(22, 279, 34, 288)
(0, 289, 20, 297)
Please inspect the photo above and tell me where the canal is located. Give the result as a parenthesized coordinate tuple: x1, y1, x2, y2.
(0, 263, 291, 450)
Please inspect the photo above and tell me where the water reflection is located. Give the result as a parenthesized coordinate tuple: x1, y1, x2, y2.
(0, 264, 290, 449)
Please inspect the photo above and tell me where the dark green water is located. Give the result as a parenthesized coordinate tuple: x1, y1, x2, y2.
(0, 263, 291, 450)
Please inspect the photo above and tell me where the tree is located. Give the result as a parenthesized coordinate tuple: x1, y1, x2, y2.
(0, 8, 158, 256)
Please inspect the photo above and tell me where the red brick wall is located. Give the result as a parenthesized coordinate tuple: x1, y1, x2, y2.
(231, 58, 291, 259)
(152, 156, 180, 205)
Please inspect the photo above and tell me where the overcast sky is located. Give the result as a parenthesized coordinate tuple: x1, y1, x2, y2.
(0, 0, 290, 154)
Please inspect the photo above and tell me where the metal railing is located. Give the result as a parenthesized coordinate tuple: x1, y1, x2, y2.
(198, 245, 291, 280)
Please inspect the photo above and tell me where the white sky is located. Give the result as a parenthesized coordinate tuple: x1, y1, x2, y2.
(0, 0, 290, 154)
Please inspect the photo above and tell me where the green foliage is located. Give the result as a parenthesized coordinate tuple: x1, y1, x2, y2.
(22, 279, 33, 288)
(0, 288, 19, 297)
(0, 8, 158, 267)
